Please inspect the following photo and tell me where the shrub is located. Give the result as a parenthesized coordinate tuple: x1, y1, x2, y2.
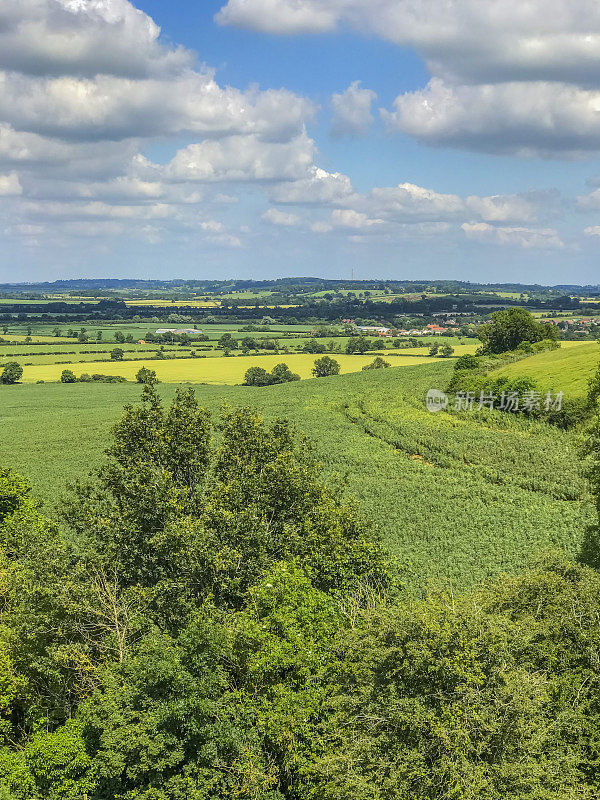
(454, 353, 480, 370)
(362, 357, 391, 371)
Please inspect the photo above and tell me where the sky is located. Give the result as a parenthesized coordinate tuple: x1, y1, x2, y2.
(2, 1, 600, 284)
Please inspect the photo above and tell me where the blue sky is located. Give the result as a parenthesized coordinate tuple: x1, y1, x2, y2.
(2, 0, 600, 284)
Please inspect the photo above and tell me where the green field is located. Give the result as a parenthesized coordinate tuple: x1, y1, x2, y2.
(0, 361, 591, 594)
(493, 341, 599, 396)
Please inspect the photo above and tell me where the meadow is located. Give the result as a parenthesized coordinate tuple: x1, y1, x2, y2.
(0, 360, 592, 594)
(493, 340, 599, 396)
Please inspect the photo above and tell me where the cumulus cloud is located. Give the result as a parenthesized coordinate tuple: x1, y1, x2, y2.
(331, 209, 384, 228)
(216, 0, 600, 86)
(0, 172, 22, 196)
(363, 183, 464, 221)
(269, 167, 356, 205)
(0, 71, 314, 143)
(0, 0, 193, 79)
(461, 222, 564, 249)
(382, 79, 600, 158)
(217, 0, 600, 158)
(216, 0, 338, 34)
(0, 0, 320, 252)
(262, 208, 301, 226)
(331, 81, 376, 137)
(165, 134, 315, 183)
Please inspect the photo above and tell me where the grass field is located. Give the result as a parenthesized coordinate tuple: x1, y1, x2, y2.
(20, 353, 434, 383)
(0, 362, 592, 595)
(493, 341, 599, 396)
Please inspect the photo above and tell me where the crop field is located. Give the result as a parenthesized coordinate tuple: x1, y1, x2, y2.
(492, 341, 599, 396)
(19, 353, 434, 383)
(0, 362, 592, 594)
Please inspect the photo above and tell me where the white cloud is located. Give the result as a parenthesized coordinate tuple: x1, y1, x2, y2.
(0, 71, 315, 143)
(216, 0, 600, 86)
(331, 81, 377, 137)
(216, 0, 338, 34)
(577, 188, 600, 209)
(166, 134, 315, 182)
(382, 78, 600, 158)
(584, 225, 600, 236)
(217, 0, 600, 158)
(0, 172, 22, 196)
(330, 209, 384, 228)
(0, 0, 193, 79)
(269, 167, 356, 205)
(461, 221, 564, 248)
(21, 200, 176, 220)
(364, 182, 464, 220)
(465, 191, 558, 223)
(199, 220, 225, 233)
(262, 208, 301, 226)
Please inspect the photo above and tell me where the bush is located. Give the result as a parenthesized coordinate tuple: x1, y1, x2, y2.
(0, 362, 23, 385)
(110, 348, 124, 361)
(90, 374, 127, 383)
(362, 357, 391, 371)
(454, 353, 480, 370)
(60, 370, 77, 384)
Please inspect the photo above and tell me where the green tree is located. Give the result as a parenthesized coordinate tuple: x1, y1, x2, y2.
(478, 307, 557, 354)
(0, 363, 23, 385)
(346, 336, 371, 354)
(306, 557, 600, 800)
(110, 348, 124, 361)
(135, 367, 158, 384)
(312, 356, 340, 377)
(62, 389, 391, 617)
(270, 362, 300, 384)
(243, 366, 272, 386)
(60, 370, 77, 384)
(439, 343, 455, 357)
(218, 333, 238, 351)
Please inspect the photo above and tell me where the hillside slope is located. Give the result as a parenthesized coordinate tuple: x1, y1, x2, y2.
(493, 341, 599, 396)
(0, 362, 592, 592)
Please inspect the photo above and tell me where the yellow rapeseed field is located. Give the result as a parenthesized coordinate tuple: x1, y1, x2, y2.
(23, 353, 433, 384)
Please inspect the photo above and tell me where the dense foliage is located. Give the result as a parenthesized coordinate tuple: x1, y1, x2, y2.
(244, 362, 300, 386)
(478, 308, 558, 354)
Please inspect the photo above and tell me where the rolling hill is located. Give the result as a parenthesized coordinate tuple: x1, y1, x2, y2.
(0, 360, 593, 594)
